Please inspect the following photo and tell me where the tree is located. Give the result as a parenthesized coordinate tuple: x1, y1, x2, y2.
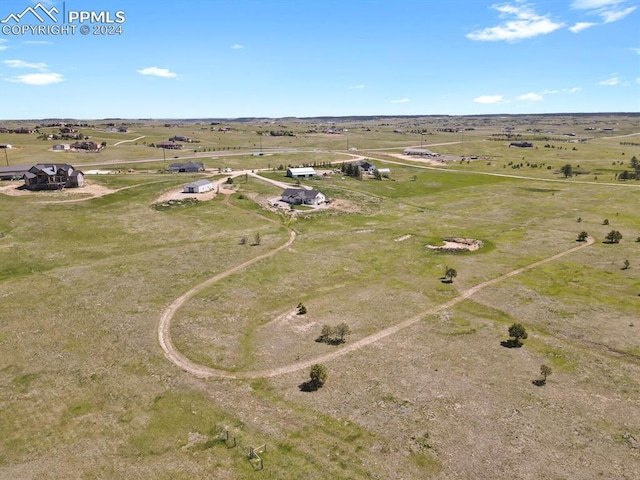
(605, 230, 622, 244)
(318, 325, 334, 343)
(576, 231, 588, 242)
(239, 235, 248, 245)
(334, 322, 351, 343)
(622, 260, 630, 270)
(630, 155, 639, 170)
(539, 364, 552, 385)
(297, 303, 307, 315)
(309, 364, 327, 388)
(253, 232, 261, 245)
(603, 218, 609, 225)
(560, 164, 573, 178)
(444, 267, 457, 283)
(508, 323, 528, 347)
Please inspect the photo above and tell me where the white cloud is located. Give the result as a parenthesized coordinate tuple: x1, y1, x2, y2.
(517, 92, 543, 101)
(600, 6, 636, 22)
(571, 0, 636, 23)
(0, 39, 8, 51)
(3, 59, 48, 70)
(391, 98, 409, 103)
(632, 48, 640, 54)
(349, 84, 365, 89)
(636, 77, 640, 84)
(541, 87, 582, 95)
(600, 74, 620, 85)
(137, 67, 178, 78)
(474, 95, 504, 104)
(7, 72, 64, 85)
(467, 3, 564, 42)
(24, 40, 53, 45)
(569, 22, 597, 32)
(571, 0, 624, 9)
(231, 44, 245, 49)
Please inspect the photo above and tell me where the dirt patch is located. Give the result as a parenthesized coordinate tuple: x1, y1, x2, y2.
(0, 181, 116, 198)
(395, 234, 412, 242)
(427, 237, 484, 252)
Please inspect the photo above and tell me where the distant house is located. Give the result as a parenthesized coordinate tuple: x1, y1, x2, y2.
(168, 161, 204, 173)
(170, 135, 191, 142)
(52, 144, 71, 151)
(281, 188, 326, 206)
(23, 163, 84, 190)
(71, 141, 103, 151)
(286, 167, 317, 178)
(354, 160, 376, 174)
(0, 144, 12, 149)
(157, 141, 183, 150)
(509, 141, 533, 148)
(404, 147, 437, 157)
(377, 168, 391, 177)
(14, 127, 34, 134)
(183, 179, 214, 194)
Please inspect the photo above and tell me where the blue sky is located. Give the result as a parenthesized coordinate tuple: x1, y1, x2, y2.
(0, 0, 638, 119)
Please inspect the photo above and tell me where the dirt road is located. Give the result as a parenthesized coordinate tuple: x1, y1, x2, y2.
(157, 234, 595, 380)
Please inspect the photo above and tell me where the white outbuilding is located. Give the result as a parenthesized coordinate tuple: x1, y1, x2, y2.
(286, 167, 317, 178)
(183, 179, 214, 194)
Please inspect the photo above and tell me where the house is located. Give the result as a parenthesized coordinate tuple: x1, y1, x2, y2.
(354, 160, 376, 174)
(157, 141, 183, 150)
(23, 163, 84, 190)
(404, 147, 437, 157)
(52, 144, 71, 151)
(168, 161, 204, 173)
(377, 168, 391, 177)
(183, 179, 214, 194)
(281, 188, 326, 206)
(0, 144, 12, 149)
(71, 141, 103, 151)
(170, 135, 191, 142)
(286, 167, 317, 178)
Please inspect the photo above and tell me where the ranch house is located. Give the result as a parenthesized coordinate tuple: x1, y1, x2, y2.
(281, 188, 326, 206)
(168, 161, 204, 173)
(157, 141, 183, 150)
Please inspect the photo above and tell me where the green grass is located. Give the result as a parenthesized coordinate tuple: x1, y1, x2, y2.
(1, 115, 639, 479)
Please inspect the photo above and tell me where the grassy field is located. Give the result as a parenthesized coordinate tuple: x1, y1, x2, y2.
(1, 114, 639, 479)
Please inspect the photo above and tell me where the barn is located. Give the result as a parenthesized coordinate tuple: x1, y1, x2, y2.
(286, 167, 317, 178)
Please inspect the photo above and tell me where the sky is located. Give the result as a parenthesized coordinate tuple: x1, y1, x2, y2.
(0, 0, 638, 119)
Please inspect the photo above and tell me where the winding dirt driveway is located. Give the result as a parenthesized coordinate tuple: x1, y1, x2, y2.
(157, 234, 595, 380)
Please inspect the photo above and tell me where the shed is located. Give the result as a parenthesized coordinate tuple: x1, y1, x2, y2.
(183, 179, 214, 194)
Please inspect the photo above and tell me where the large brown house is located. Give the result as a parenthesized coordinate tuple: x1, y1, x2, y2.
(23, 163, 84, 190)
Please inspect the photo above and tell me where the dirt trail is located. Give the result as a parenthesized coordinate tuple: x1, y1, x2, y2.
(157, 234, 595, 380)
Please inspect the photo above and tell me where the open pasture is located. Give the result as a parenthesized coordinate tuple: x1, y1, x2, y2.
(1, 114, 639, 479)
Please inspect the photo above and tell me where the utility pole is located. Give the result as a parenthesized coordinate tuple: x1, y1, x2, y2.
(4, 148, 8, 166)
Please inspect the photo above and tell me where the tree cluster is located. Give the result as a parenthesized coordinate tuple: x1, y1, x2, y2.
(317, 322, 351, 345)
(340, 162, 363, 179)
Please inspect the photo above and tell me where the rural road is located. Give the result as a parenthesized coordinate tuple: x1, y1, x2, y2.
(157, 232, 595, 380)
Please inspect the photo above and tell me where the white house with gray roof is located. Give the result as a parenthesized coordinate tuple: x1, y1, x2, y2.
(281, 188, 326, 206)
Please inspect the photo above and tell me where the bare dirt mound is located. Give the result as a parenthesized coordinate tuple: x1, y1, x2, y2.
(427, 237, 483, 252)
